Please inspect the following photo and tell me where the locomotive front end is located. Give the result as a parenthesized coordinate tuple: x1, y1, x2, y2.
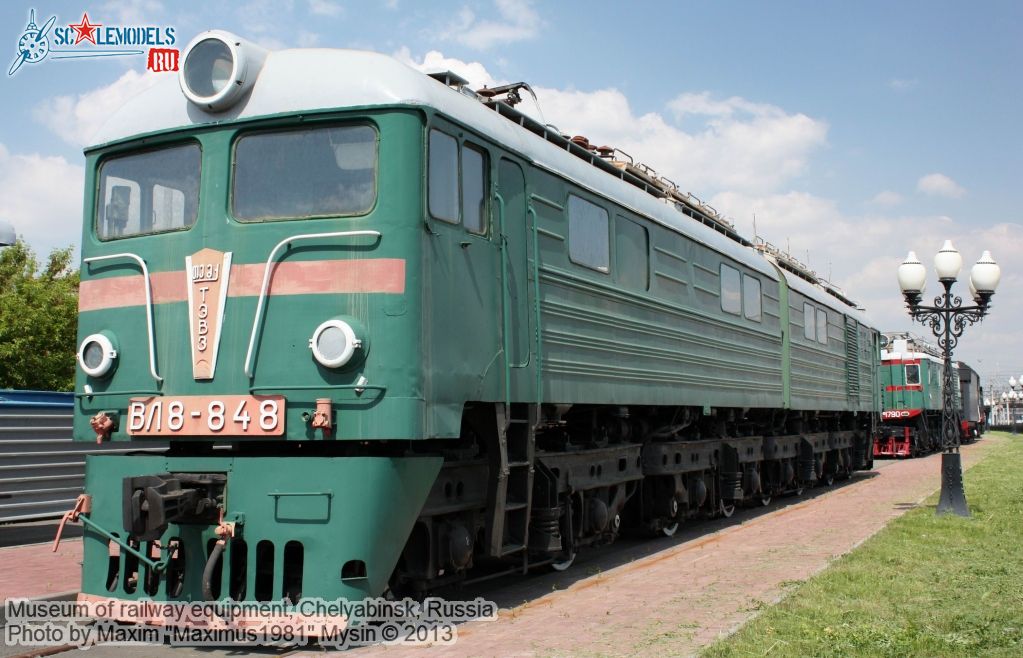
(70, 33, 441, 616)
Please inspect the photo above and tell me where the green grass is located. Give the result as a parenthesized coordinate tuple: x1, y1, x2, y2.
(702, 433, 1023, 658)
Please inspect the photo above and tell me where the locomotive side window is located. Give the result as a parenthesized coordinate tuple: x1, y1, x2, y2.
(567, 194, 609, 272)
(97, 142, 200, 239)
(233, 124, 377, 221)
(816, 308, 828, 344)
(720, 264, 741, 315)
(428, 129, 459, 223)
(428, 131, 489, 233)
(803, 302, 816, 340)
(743, 274, 762, 321)
(462, 144, 487, 234)
(616, 216, 649, 290)
(906, 364, 921, 385)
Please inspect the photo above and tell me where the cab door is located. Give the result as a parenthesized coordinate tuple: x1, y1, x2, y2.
(496, 158, 537, 402)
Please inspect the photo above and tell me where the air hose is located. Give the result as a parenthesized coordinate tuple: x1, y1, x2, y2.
(202, 539, 227, 601)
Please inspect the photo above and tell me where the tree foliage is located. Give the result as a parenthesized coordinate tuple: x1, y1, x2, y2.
(0, 240, 79, 391)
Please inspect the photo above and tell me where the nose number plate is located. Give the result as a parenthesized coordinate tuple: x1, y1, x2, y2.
(127, 395, 285, 436)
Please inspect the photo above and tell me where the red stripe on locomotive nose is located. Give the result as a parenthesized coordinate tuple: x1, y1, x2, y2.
(79, 258, 406, 312)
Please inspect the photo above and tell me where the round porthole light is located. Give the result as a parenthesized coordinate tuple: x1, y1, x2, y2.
(78, 333, 118, 378)
(309, 319, 363, 369)
(178, 30, 267, 112)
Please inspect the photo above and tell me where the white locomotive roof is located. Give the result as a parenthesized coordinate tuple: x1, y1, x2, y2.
(91, 43, 868, 322)
(781, 267, 869, 324)
(881, 350, 943, 365)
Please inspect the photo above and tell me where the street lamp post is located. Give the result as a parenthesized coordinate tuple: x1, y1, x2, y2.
(897, 240, 1000, 517)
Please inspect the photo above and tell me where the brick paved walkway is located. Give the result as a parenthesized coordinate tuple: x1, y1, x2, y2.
(331, 436, 1003, 658)
(0, 537, 81, 601)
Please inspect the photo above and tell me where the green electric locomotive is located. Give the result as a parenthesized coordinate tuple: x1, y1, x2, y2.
(874, 332, 970, 458)
(68, 31, 880, 616)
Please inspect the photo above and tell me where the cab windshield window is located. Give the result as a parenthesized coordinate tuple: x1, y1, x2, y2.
(233, 125, 378, 221)
(96, 143, 200, 239)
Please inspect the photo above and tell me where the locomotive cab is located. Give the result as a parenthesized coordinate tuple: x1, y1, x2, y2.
(73, 33, 455, 616)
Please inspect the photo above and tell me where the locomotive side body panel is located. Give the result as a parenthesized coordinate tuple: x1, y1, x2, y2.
(530, 166, 785, 410)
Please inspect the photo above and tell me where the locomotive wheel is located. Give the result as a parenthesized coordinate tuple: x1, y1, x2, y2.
(551, 552, 576, 572)
(719, 500, 736, 518)
(823, 473, 836, 487)
(661, 521, 679, 537)
(758, 495, 772, 507)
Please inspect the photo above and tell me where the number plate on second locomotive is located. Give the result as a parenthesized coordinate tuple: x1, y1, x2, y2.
(127, 395, 285, 437)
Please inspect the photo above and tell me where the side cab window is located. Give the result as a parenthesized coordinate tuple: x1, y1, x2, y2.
(721, 265, 761, 321)
(803, 302, 816, 341)
(616, 216, 649, 290)
(567, 194, 610, 272)
(428, 127, 489, 234)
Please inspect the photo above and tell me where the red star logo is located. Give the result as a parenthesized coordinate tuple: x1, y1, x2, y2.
(69, 12, 101, 46)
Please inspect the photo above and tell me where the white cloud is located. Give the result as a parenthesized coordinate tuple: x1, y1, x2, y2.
(236, 0, 296, 49)
(918, 172, 966, 198)
(668, 92, 775, 119)
(709, 188, 1023, 372)
(888, 78, 918, 92)
(307, 0, 343, 17)
(297, 30, 321, 47)
(870, 190, 903, 206)
(395, 48, 500, 89)
(35, 70, 162, 147)
(435, 0, 542, 50)
(526, 88, 827, 195)
(0, 144, 84, 255)
(99, 0, 165, 25)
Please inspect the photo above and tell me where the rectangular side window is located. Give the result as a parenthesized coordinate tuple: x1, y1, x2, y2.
(568, 194, 610, 272)
(616, 216, 649, 290)
(720, 264, 741, 315)
(461, 144, 487, 234)
(803, 303, 816, 340)
(816, 308, 828, 344)
(428, 129, 459, 223)
(743, 274, 762, 321)
(906, 364, 921, 385)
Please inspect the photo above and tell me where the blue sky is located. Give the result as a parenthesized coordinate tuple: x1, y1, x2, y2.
(1, 0, 1021, 389)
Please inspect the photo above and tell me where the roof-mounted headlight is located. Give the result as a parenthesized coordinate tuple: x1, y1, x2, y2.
(179, 30, 267, 112)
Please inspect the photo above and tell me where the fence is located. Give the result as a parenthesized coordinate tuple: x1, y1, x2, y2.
(0, 390, 164, 524)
